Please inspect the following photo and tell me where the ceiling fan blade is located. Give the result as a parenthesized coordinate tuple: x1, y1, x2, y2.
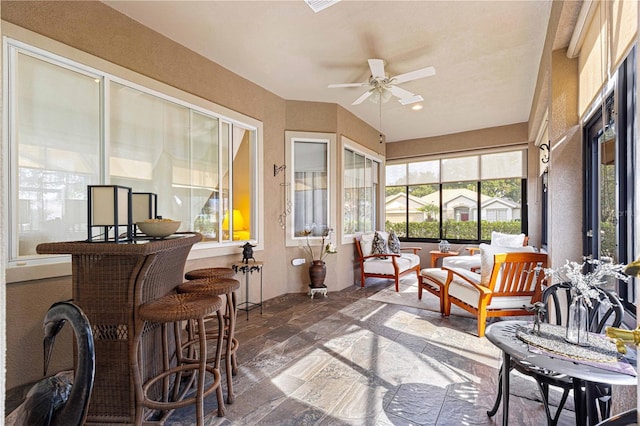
(352, 90, 374, 105)
(392, 66, 436, 84)
(328, 83, 369, 88)
(368, 59, 386, 79)
(388, 85, 416, 100)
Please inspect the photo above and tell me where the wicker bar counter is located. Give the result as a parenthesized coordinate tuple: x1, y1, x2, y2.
(37, 233, 202, 425)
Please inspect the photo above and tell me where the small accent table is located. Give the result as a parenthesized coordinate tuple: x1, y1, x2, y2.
(429, 250, 459, 268)
(486, 321, 637, 426)
(232, 260, 264, 320)
(308, 284, 328, 299)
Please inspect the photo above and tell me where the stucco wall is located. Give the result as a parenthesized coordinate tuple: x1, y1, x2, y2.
(2, 1, 384, 390)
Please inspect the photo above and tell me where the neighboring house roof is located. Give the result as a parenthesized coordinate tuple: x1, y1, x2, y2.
(420, 188, 490, 206)
(385, 192, 428, 213)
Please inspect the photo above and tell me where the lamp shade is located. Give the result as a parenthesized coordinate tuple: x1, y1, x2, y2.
(87, 185, 132, 242)
(222, 209, 246, 231)
(132, 192, 158, 223)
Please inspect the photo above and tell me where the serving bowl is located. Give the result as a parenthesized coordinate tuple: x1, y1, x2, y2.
(136, 220, 181, 238)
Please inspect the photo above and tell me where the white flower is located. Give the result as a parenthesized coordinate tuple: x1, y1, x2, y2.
(544, 258, 630, 308)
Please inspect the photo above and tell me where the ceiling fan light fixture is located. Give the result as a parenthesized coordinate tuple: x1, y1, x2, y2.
(411, 104, 423, 111)
(399, 95, 424, 106)
(368, 88, 393, 104)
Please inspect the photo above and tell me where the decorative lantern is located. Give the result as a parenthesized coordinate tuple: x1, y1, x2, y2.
(438, 240, 451, 253)
(132, 192, 158, 237)
(87, 185, 132, 242)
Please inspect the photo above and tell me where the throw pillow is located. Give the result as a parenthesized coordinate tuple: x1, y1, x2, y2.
(387, 229, 401, 254)
(360, 233, 375, 257)
(490, 231, 526, 248)
(371, 231, 388, 259)
(480, 243, 536, 286)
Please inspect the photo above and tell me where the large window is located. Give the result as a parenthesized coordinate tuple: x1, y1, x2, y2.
(343, 141, 380, 236)
(285, 132, 335, 246)
(6, 39, 261, 268)
(386, 149, 527, 242)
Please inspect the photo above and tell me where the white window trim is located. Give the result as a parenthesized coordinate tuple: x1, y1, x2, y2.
(284, 131, 336, 249)
(341, 136, 384, 245)
(3, 23, 264, 283)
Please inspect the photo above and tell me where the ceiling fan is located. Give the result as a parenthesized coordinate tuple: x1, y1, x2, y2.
(328, 59, 436, 106)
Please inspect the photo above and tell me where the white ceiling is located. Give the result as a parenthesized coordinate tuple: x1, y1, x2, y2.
(103, 0, 554, 143)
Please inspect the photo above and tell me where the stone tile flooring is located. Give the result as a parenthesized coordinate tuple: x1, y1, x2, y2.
(167, 279, 579, 425)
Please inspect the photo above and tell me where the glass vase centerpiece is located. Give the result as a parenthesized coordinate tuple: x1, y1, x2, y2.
(301, 225, 337, 288)
(438, 240, 451, 253)
(545, 258, 629, 346)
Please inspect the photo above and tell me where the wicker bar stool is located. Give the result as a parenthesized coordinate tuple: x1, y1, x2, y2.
(185, 267, 235, 281)
(134, 293, 226, 426)
(183, 268, 239, 377)
(177, 278, 240, 404)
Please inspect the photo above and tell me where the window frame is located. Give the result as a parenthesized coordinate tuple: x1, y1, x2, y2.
(385, 147, 528, 243)
(284, 131, 336, 248)
(3, 28, 264, 283)
(341, 136, 383, 244)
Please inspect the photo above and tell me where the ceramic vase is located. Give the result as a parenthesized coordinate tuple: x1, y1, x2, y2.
(309, 260, 326, 288)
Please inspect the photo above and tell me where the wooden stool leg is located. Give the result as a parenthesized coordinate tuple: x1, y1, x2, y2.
(195, 317, 208, 426)
(224, 294, 235, 403)
(215, 310, 226, 417)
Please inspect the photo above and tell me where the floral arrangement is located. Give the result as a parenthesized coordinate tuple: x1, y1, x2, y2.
(544, 258, 630, 307)
(300, 225, 337, 262)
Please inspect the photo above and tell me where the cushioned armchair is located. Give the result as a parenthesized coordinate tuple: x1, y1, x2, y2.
(442, 248, 547, 337)
(355, 231, 421, 292)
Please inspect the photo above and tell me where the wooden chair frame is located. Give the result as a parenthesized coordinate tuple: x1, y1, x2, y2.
(442, 252, 547, 337)
(354, 236, 421, 292)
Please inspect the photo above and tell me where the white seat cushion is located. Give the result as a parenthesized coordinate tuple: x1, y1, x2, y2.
(420, 268, 448, 291)
(442, 254, 481, 270)
(363, 253, 419, 275)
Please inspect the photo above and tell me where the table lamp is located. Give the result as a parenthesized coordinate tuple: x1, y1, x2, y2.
(132, 192, 158, 237)
(87, 185, 132, 242)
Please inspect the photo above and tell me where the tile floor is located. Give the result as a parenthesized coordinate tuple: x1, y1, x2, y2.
(168, 278, 580, 425)
(9, 277, 631, 425)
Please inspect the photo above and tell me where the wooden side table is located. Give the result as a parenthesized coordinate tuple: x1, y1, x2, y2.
(429, 250, 459, 268)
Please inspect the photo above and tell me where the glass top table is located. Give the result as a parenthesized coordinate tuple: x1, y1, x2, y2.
(485, 320, 637, 426)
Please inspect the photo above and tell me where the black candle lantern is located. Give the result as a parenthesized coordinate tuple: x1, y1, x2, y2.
(87, 185, 132, 242)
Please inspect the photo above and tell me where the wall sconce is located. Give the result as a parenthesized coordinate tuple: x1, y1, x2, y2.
(87, 185, 132, 242)
(274, 164, 286, 176)
(132, 192, 158, 236)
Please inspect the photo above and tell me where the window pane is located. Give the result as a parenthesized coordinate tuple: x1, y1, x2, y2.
(15, 53, 101, 257)
(294, 141, 328, 236)
(191, 111, 219, 241)
(442, 182, 478, 240)
(409, 185, 440, 238)
(386, 164, 407, 186)
(385, 186, 407, 237)
(408, 160, 439, 184)
(481, 151, 525, 179)
(230, 126, 252, 241)
(110, 83, 190, 226)
(343, 149, 355, 234)
(441, 156, 479, 182)
(480, 178, 522, 239)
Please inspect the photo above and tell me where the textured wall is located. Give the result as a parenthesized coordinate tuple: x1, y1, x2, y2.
(1, 1, 382, 389)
